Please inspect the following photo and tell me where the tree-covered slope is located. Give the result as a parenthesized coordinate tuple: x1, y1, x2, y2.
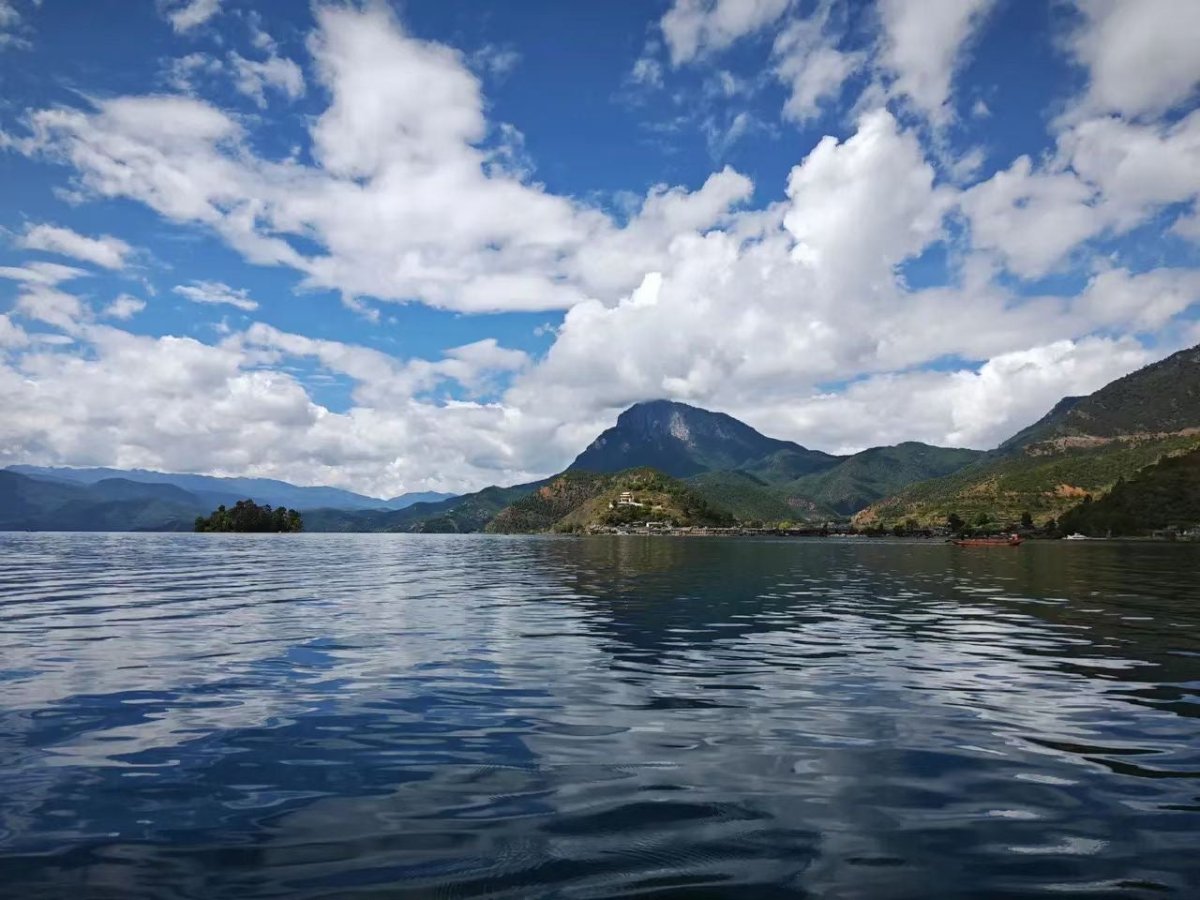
(304, 481, 544, 533)
(1058, 449, 1200, 536)
(683, 470, 799, 522)
(483, 468, 736, 533)
(785, 443, 984, 516)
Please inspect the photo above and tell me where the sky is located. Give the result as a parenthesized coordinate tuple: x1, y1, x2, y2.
(1, 0, 1198, 498)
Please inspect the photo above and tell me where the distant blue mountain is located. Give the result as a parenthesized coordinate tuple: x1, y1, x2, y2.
(7, 466, 454, 513)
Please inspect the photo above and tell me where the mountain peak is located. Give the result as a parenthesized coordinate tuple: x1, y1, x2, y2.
(570, 400, 838, 478)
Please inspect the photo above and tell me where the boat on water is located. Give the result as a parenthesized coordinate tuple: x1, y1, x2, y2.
(1064, 533, 1090, 541)
(951, 534, 1023, 547)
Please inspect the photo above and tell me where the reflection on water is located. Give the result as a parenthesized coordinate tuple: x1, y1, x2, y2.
(0, 533, 1197, 898)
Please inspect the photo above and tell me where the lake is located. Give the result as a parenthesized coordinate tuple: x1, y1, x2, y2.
(0, 533, 1197, 898)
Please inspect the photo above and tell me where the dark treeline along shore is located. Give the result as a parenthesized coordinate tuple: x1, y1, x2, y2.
(3, 344, 1199, 539)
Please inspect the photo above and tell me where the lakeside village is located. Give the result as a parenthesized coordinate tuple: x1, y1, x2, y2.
(589, 492, 1200, 541)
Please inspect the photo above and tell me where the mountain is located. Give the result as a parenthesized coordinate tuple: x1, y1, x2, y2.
(311, 405, 985, 532)
(569, 400, 839, 479)
(303, 481, 544, 533)
(1058, 448, 1200, 537)
(6, 465, 454, 513)
(860, 345, 1200, 527)
(486, 468, 734, 534)
(1003, 345, 1200, 446)
(386, 491, 457, 508)
(2, 400, 992, 533)
(784, 443, 985, 517)
(0, 471, 202, 531)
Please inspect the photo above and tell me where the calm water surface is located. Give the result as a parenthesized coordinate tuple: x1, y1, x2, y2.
(0, 534, 1198, 898)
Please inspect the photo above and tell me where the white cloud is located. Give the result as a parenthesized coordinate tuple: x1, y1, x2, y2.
(173, 280, 257, 311)
(1060, 110, 1200, 231)
(961, 156, 1103, 279)
(0, 0, 33, 51)
(0, 313, 28, 348)
(0, 261, 89, 286)
(165, 51, 224, 93)
(783, 109, 951, 284)
(749, 337, 1156, 452)
(772, 13, 864, 123)
(14, 286, 88, 332)
(630, 54, 664, 88)
(660, 0, 792, 65)
(2, 5, 1198, 495)
(104, 293, 147, 320)
(877, 0, 996, 123)
(1065, 0, 1200, 119)
(230, 50, 305, 107)
(1075, 267, 1200, 331)
(13, 6, 749, 314)
(962, 110, 1200, 278)
(19, 223, 132, 269)
(159, 0, 222, 34)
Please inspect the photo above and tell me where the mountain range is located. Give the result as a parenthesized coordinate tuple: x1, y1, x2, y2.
(0, 467, 455, 532)
(305, 404, 985, 532)
(3, 343, 1198, 534)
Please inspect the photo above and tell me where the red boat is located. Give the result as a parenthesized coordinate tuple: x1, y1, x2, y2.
(951, 534, 1023, 547)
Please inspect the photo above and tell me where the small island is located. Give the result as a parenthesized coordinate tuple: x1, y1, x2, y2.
(194, 499, 303, 533)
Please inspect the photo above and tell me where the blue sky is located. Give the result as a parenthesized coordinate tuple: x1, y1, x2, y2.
(1, 0, 1198, 496)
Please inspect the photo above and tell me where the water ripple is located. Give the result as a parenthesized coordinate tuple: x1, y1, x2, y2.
(0, 533, 1198, 898)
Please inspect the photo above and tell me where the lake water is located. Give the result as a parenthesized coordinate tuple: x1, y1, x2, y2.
(0, 534, 1198, 899)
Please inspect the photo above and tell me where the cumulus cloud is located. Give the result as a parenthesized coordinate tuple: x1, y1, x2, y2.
(784, 109, 950, 283)
(877, 0, 996, 123)
(746, 337, 1157, 452)
(1, 4, 1198, 495)
(11, 5, 749, 314)
(963, 110, 1200, 278)
(1064, 0, 1200, 119)
(660, 0, 792, 65)
(173, 281, 258, 311)
(772, 11, 864, 123)
(18, 223, 132, 269)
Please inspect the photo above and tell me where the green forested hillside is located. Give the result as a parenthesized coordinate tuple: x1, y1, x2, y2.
(305, 481, 543, 533)
(785, 443, 983, 516)
(683, 470, 799, 522)
(486, 468, 734, 533)
(1058, 449, 1200, 536)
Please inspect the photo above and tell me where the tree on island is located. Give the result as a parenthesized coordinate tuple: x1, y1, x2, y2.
(195, 499, 303, 533)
